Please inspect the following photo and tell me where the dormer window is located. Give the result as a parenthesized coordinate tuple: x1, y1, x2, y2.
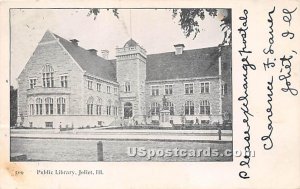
(174, 44, 185, 55)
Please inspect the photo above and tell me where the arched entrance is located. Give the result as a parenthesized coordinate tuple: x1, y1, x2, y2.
(124, 102, 133, 119)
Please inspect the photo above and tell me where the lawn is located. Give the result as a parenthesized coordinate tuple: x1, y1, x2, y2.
(11, 138, 232, 162)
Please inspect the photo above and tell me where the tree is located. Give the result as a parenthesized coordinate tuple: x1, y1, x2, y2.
(10, 86, 18, 127)
(87, 8, 232, 45)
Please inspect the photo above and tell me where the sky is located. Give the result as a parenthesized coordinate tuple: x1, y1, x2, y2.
(10, 9, 226, 87)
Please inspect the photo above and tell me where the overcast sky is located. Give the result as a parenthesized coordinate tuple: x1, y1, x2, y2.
(10, 9, 226, 87)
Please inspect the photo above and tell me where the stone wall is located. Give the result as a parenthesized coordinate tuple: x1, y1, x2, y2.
(17, 33, 84, 127)
(145, 77, 223, 124)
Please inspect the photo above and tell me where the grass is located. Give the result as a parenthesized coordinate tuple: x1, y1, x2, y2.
(11, 138, 232, 162)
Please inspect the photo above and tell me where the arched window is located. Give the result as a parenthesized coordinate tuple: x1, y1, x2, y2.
(96, 97, 102, 115)
(36, 98, 43, 115)
(57, 97, 66, 115)
(200, 100, 210, 115)
(124, 82, 131, 92)
(28, 98, 35, 115)
(42, 64, 54, 88)
(45, 97, 54, 115)
(124, 102, 133, 119)
(185, 101, 194, 115)
(107, 100, 112, 115)
(87, 97, 94, 115)
(151, 102, 160, 116)
(166, 102, 174, 115)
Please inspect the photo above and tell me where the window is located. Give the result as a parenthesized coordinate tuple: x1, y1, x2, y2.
(166, 102, 174, 115)
(28, 98, 34, 115)
(45, 122, 53, 128)
(107, 86, 111, 94)
(151, 102, 160, 116)
(165, 85, 173, 95)
(114, 87, 118, 95)
(57, 97, 66, 115)
(87, 80, 93, 90)
(97, 83, 101, 92)
(45, 97, 54, 115)
(200, 100, 210, 115)
(36, 98, 43, 115)
(113, 106, 118, 116)
(29, 78, 37, 89)
(222, 83, 228, 96)
(60, 75, 68, 88)
(125, 82, 131, 92)
(107, 100, 112, 115)
(185, 83, 194, 94)
(87, 97, 94, 115)
(151, 86, 159, 96)
(96, 98, 102, 115)
(185, 101, 194, 115)
(29, 104, 35, 115)
(42, 65, 54, 88)
(200, 82, 210, 93)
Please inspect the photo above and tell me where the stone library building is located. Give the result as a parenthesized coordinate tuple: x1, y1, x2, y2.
(17, 30, 232, 128)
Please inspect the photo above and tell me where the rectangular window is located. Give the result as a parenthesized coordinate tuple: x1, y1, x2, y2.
(107, 86, 111, 93)
(151, 86, 159, 96)
(60, 75, 68, 88)
(165, 84, 173, 95)
(200, 82, 210, 94)
(42, 73, 54, 88)
(151, 102, 160, 116)
(88, 80, 93, 90)
(29, 79, 37, 89)
(114, 87, 118, 95)
(222, 83, 228, 96)
(97, 83, 101, 92)
(45, 122, 53, 128)
(200, 100, 211, 115)
(185, 83, 194, 94)
(185, 101, 194, 115)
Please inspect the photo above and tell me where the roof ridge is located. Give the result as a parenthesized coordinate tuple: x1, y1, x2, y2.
(147, 46, 220, 56)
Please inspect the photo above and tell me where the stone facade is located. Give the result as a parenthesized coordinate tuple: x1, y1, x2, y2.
(17, 31, 232, 128)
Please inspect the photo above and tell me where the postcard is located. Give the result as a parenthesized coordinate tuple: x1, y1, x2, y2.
(0, 0, 299, 188)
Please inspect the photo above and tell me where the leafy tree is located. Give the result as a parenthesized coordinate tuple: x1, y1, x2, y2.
(10, 86, 18, 127)
(87, 8, 232, 45)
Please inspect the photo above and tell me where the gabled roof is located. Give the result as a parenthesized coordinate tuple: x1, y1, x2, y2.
(47, 31, 229, 83)
(53, 33, 117, 82)
(146, 47, 223, 81)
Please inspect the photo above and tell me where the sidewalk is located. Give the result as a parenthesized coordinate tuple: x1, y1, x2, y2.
(11, 129, 232, 142)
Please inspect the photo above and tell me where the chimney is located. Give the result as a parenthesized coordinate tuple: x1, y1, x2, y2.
(101, 50, 109, 60)
(70, 39, 79, 46)
(174, 44, 185, 55)
(88, 49, 98, 55)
